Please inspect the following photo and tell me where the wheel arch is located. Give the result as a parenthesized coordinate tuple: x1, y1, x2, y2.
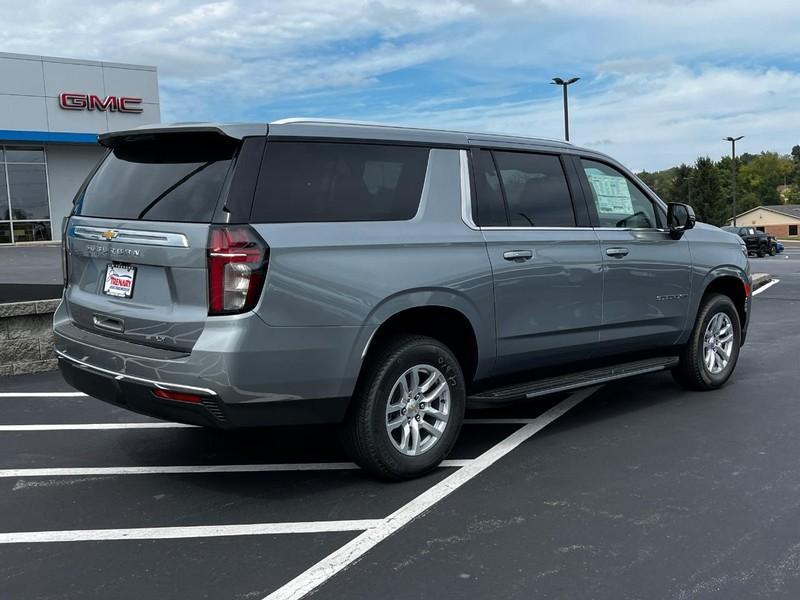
(354, 291, 491, 390)
(694, 268, 750, 338)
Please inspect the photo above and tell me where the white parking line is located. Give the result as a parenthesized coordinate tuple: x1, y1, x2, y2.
(752, 278, 780, 296)
(0, 392, 87, 398)
(0, 419, 534, 431)
(0, 459, 473, 478)
(464, 418, 539, 424)
(264, 386, 598, 600)
(0, 422, 194, 431)
(0, 520, 382, 545)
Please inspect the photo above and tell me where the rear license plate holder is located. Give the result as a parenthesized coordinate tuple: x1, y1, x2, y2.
(103, 262, 136, 298)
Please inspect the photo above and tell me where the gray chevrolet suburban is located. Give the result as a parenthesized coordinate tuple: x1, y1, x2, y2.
(55, 119, 751, 479)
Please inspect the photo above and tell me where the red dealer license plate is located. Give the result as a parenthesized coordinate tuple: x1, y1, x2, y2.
(103, 263, 136, 298)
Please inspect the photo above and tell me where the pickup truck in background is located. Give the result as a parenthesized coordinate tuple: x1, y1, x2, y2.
(722, 226, 775, 257)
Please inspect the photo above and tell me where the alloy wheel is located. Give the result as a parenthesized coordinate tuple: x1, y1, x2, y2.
(385, 364, 451, 456)
(703, 312, 734, 374)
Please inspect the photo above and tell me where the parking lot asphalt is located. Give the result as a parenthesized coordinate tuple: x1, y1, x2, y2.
(0, 251, 798, 600)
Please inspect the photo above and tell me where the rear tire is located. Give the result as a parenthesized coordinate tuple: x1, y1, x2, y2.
(770, 245, 777, 256)
(672, 294, 741, 391)
(340, 335, 465, 480)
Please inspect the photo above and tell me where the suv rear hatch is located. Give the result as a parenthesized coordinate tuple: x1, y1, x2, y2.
(63, 129, 262, 353)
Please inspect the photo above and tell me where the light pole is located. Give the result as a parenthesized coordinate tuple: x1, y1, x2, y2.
(551, 77, 580, 142)
(724, 136, 743, 225)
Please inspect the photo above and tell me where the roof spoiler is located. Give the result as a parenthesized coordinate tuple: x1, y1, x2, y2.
(98, 123, 268, 148)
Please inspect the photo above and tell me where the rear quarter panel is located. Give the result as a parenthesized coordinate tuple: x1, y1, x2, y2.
(250, 148, 496, 381)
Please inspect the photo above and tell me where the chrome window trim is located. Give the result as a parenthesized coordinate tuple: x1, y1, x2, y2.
(458, 150, 672, 234)
(55, 349, 217, 396)
(70, 225, 189, 248)
(481, 226, 590, 231)
(459, 149, 479, 230)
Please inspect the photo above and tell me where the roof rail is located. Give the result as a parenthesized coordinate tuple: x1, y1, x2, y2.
(269, 117, 574, 147)
(271, 117, 426, 129)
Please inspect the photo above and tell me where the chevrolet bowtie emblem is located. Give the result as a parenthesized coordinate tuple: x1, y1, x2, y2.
(102, 230, 119, 240)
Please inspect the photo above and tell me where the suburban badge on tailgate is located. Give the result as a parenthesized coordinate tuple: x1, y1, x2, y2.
(86, 245, 141, 257)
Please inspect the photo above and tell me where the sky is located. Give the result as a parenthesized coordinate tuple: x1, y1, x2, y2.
(2, 0, 800, 171)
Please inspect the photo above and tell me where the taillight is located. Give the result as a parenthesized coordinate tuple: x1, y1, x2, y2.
(207, 226, 268, 315)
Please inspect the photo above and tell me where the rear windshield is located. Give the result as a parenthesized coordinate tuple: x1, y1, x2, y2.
(251, 142, 429, 223)
(73, 133, 238, 222)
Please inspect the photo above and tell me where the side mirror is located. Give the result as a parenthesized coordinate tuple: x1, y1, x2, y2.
(667, 202, 696, 239)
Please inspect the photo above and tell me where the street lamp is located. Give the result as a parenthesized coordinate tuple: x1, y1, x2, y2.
(724, 136, 744, 226)
(551, 77, 580, 142)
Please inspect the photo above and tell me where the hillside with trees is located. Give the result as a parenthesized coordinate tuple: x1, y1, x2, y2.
(637, 145, 800, 226)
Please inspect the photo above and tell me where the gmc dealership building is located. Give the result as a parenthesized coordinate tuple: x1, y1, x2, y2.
(0, 52, 160, 245)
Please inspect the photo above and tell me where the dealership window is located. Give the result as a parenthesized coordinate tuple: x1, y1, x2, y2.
(0, 146, 52, 244)
(790, 225, 798, 236)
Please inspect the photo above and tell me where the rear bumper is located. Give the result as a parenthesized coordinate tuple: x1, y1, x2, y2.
(58, 352, 349, 429)
(53, 301, 366, 427)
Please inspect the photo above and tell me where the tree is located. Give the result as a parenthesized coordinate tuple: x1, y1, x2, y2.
(636, 145, 799, 226)
(638, 167, 676, 201)
(672, 163, 694, 205)
(692, 157, 724, 225)
(784, 184, 800, 204)
(738, 152, 793, 208)
(791, 145, 800, 186)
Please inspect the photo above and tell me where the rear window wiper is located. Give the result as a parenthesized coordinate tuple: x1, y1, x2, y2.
(137, 161, 216, 219)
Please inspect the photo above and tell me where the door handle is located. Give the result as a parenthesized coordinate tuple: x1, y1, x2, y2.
(605, 247, 629, 258)
(503, 250, 533, 261)
(93, 314, 124, 332)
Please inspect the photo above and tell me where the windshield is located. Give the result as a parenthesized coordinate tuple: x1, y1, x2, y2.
(74, 133, 237, 222)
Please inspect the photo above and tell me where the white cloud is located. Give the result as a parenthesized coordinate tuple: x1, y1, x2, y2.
(1, 0, 799, 168)
(366, 63, 800, 170)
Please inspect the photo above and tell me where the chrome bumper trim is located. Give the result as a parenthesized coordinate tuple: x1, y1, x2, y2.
(55, 349, 217, 396)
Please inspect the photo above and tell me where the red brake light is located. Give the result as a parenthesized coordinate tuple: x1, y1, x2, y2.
(207, 226, 268, 315)
(743, 281, 751, 298)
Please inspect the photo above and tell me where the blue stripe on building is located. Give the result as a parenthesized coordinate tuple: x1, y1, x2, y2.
(0, 130, 98, 144)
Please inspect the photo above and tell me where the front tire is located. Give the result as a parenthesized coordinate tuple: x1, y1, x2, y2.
(770, 245, 777, 256)
(341, 335, 465, 480)
(672, 294, 741, 390)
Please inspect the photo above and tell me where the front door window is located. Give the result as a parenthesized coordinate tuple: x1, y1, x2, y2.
(581, 159, 659, 229)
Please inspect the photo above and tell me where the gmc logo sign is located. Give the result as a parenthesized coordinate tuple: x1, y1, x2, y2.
(59, 92, 143, 114)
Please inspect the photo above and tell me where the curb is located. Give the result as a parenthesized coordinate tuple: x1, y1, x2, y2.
(752, 273, 771, 291)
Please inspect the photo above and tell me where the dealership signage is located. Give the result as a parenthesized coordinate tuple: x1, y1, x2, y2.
(58, 92, 143, 114)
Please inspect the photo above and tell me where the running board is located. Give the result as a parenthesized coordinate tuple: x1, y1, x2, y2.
(469, 357, 680, 403)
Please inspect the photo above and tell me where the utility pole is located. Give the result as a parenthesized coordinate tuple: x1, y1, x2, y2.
(724, 136, 744, 225)
(551, 77, 580, 142)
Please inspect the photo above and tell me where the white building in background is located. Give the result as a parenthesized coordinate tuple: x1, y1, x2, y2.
(0, 52, 161, 244)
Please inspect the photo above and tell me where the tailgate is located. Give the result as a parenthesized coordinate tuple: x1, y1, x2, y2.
(63, 132, 240, 352)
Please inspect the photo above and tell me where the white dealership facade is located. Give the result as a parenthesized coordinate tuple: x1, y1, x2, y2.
(0, 52, 161, 244)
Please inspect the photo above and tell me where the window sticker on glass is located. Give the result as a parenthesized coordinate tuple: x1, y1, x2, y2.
(585, 169, 634, 215)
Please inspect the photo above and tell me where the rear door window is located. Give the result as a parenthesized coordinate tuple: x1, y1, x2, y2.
(251, 142, 429, 223)
(470, 149, 508, 226)
(492, 151, 576, 227)
(74, 134, 237, 222)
